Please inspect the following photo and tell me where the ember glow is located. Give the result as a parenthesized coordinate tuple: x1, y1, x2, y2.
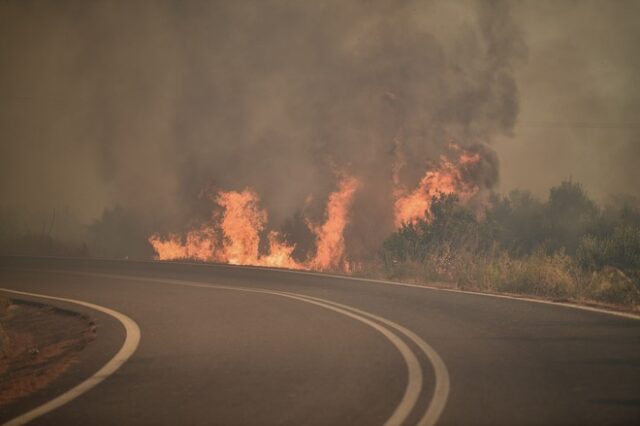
(149, 176, 360, 272)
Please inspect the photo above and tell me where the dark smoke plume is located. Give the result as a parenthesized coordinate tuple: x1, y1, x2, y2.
(0, 0, 526, 258)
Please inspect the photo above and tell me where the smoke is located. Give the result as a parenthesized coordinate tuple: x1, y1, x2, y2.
(496, 0, 640, 201)
(0, 0, 526, 258)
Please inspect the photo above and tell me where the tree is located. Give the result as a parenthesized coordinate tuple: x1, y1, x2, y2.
(543, 180, 599, 254)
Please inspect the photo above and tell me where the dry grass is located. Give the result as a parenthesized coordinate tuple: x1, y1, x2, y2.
(382, 251, 640, 311)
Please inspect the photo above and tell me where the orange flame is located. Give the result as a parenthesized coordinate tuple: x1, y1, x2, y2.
(149, 176, 359, 272)
(148, 227, 218, 262)
(216, 189, 265, 265)
(394, 149, 481, 226)
(262, 231, 303, 269)
(307, 176, 359, 271)
(150, 144, 484, 271)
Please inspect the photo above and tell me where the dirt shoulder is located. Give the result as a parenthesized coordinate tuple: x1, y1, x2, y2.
(0, 298, 96, 407)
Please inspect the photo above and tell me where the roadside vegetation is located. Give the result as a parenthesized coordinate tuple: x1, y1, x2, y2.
(381, 181, 640, 310)
(2, 180, 639, 312)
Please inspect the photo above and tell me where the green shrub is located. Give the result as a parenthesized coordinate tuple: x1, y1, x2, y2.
(455, 251, 576, 298)
(543, 180, 599, 255)
(577, 225, 640, 271)
(380, 180, 640, 309)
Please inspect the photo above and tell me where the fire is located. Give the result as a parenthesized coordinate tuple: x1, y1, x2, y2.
(148, 176, 359, 272)
(149, 143, 486, 272)
(148, 228, 218, 262)
(307, 176, 359, 271)
(261, 231, 302, 269)
(216, 189, 265, 265)
(394, 148, 482, 226)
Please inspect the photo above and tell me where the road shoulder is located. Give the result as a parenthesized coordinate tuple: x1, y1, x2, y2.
(0, 299, 96, 408)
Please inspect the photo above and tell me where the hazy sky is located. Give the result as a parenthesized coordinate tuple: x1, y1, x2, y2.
(1, 0, 638, 235)
(496, 0, 640, 200)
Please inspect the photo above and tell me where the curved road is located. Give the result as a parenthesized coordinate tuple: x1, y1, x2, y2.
(1, 257, 639, 425)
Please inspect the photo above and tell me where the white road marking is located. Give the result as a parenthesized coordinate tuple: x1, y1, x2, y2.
(184, 261, 640, 321)
(240, 288, 423, 426)
(279, 291, 449, 426)
(2, 257, 637, 426)
(7, 256, 637, 424)
(306, 272, 640, 321)
(55, 272, 434, 426)
(10, 255, 639, 320)
(0, 288, 141, 426)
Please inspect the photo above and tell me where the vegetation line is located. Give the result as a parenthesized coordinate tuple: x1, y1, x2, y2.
(379, 180, 640, 311)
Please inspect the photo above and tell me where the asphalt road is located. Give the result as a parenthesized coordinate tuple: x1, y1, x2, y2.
(1, 257, 639, 425)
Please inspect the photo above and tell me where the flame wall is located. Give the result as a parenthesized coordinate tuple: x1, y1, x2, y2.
(1, 0, 529, 261)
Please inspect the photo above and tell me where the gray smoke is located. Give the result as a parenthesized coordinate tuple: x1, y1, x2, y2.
(496, 0, 640, 201)
(0, 0, 526, 257)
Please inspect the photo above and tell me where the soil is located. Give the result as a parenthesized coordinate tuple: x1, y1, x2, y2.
(0, 299, 96, 407)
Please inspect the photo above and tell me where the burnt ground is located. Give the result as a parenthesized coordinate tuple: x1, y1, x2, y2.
(0, 299, 96, 407)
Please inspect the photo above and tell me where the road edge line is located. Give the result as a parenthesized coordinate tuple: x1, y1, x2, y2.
(0, 288, 141, 426)
(197, 263, 640, 321)
(279, 291, 450, 426)
(58, 273, 424, 426)
(5, 256, 638, 320)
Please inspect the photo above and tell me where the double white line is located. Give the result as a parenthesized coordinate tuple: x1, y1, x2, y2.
(2, 272, 450, 425)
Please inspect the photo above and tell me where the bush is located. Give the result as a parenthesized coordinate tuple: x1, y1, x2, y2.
(487, 190, 545, 255)
(382, 223, 424, 264)
(543, 180, 599, 254)
(380, 180, 640, 309)
(456, 251, 577, 298)
(577, 225, 640, 271)
(383, 193, 494, 265)
(583, 266, 640, 306)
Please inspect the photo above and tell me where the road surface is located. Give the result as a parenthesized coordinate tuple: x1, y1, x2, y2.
(1, 257, 639, 425)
